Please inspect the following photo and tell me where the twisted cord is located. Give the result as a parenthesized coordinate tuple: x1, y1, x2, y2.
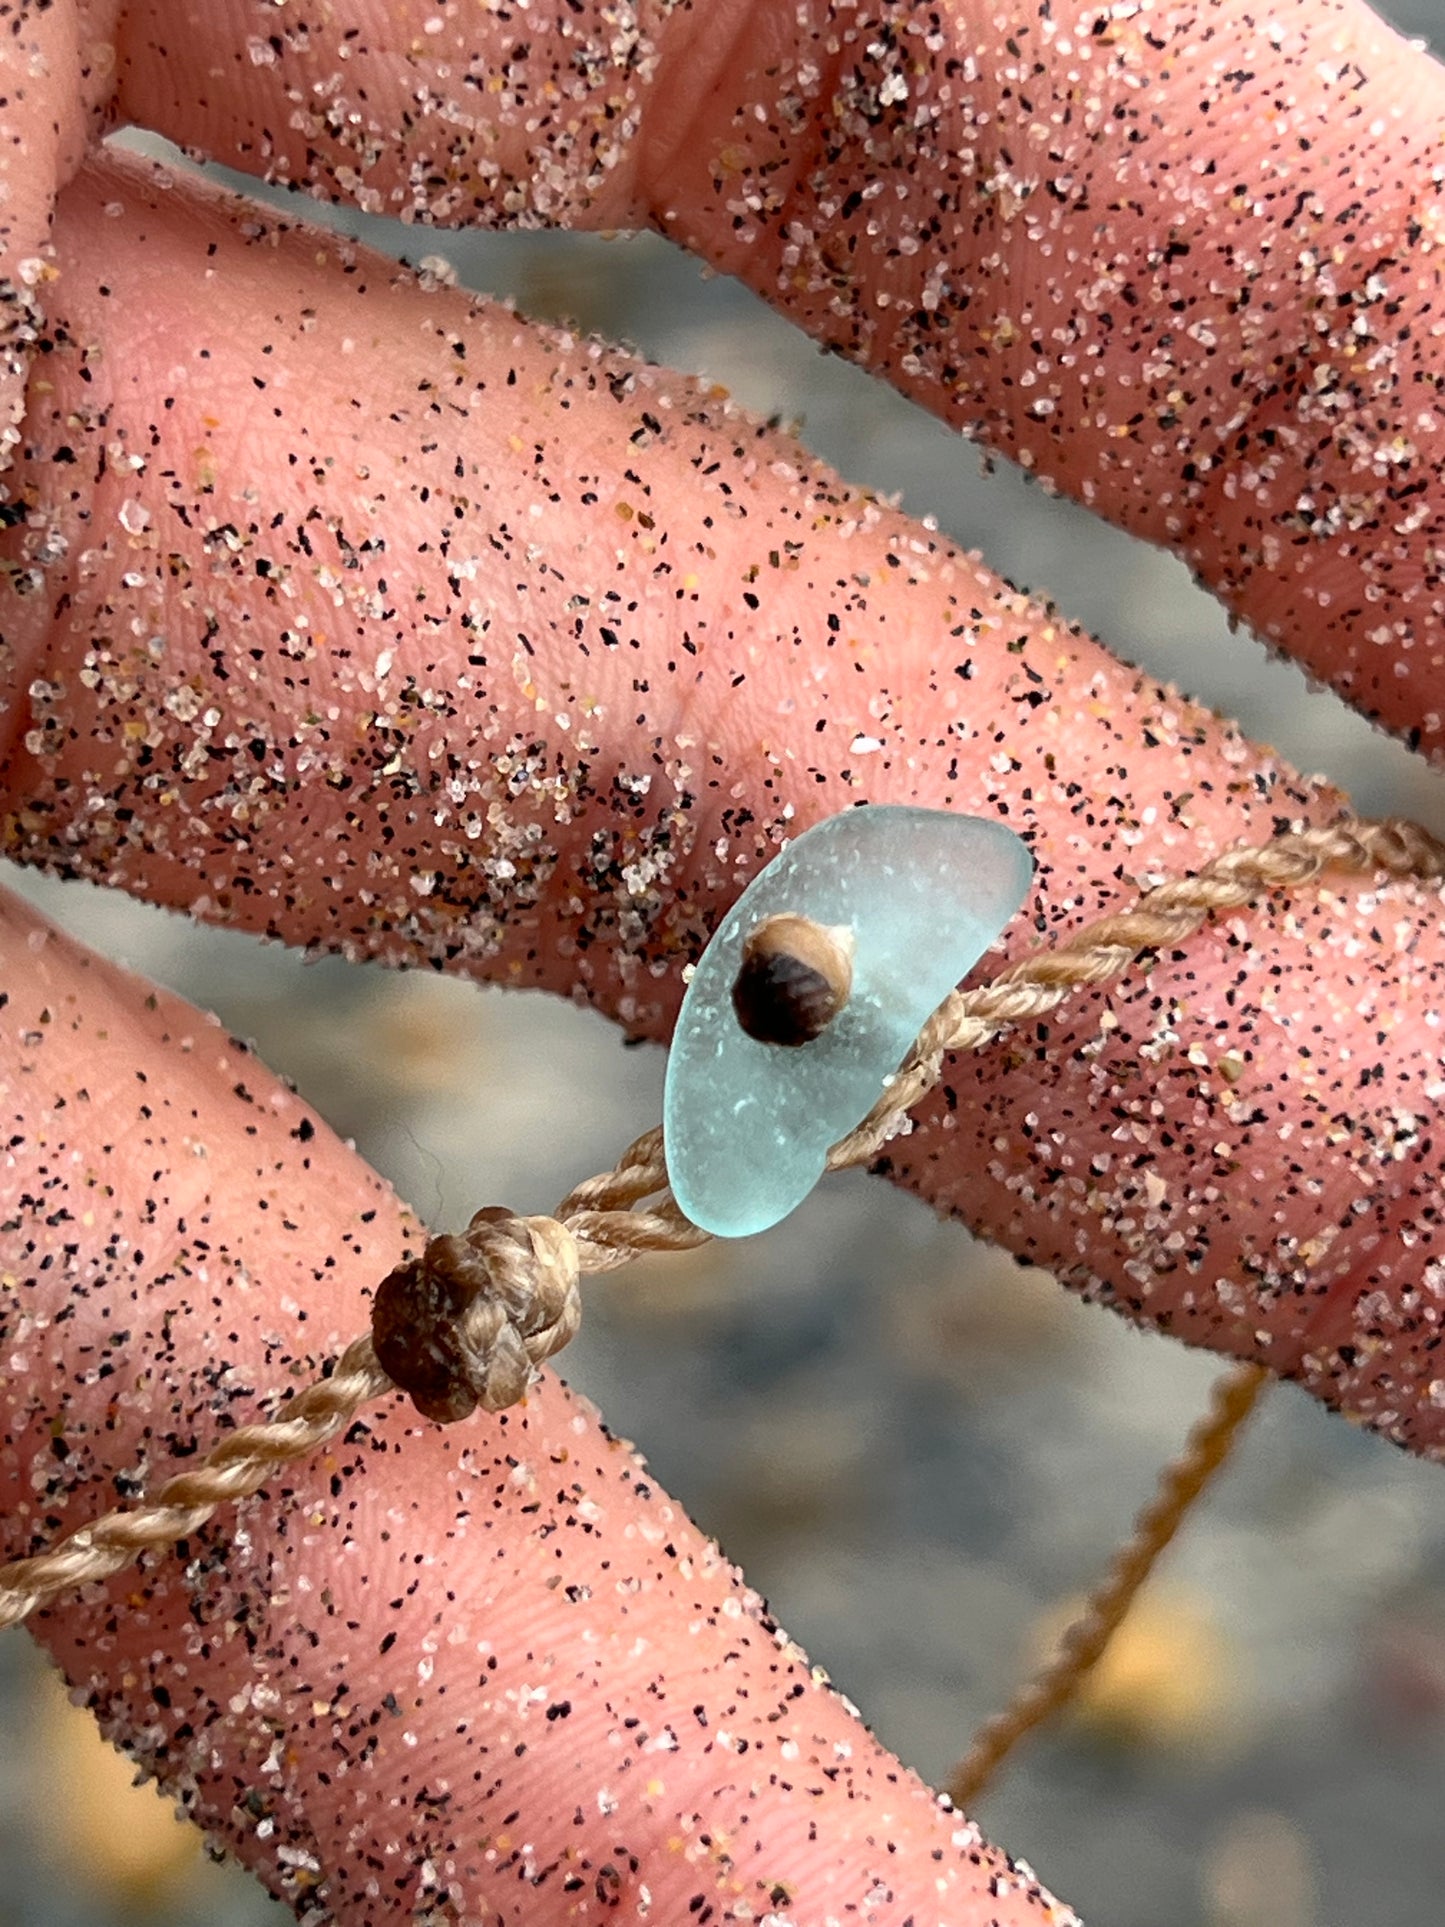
(0, 1337, 390, 1631)
(0, 815, 1438, 1632)
(944, 1360, 1271, 1809)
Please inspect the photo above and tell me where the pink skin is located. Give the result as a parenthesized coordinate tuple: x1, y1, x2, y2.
(2, 1, 1445, 1921)
(100, 0, 1445, 755)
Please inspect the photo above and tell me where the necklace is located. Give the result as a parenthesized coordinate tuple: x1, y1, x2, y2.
(3, 809, 1440, 1802)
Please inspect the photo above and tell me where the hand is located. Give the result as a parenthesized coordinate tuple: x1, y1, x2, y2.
(3, 3, 1444, 1923)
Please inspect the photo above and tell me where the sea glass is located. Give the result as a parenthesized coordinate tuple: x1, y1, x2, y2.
(663, 806, 1034, 1237)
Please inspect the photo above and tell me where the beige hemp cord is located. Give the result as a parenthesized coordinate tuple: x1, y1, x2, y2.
(945, 1355, 1271, 1807)
(1, 813, 1442, 1784)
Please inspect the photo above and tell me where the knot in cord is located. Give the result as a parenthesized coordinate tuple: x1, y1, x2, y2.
(371, 1207, 581, 1422)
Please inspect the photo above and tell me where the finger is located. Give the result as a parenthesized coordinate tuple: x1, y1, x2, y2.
(0, 885, 1070, 1926)
(0, 0, 115, 466)
(654, 0, 1445, 758)
(109, 0, 1445, 754)
(6, 149, 1445, 1460)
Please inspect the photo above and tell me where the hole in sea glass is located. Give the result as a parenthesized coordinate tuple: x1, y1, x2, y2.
(663, 806, 1034, 1237)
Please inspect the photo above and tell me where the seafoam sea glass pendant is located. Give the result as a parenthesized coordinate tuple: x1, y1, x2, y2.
(663, 806, 1034, 1238)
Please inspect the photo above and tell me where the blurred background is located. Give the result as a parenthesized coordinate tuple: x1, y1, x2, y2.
(6, 2, 1445, 1922)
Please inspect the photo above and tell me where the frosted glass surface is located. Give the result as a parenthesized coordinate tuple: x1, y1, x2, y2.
(663, 807, 1034, 1237)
